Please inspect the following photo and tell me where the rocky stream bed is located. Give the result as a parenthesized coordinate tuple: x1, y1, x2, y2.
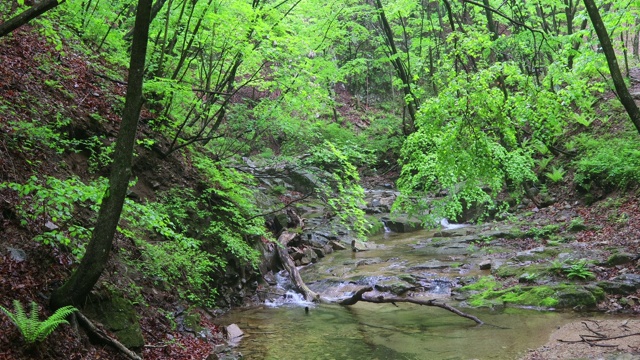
(216, 188, 640, 359)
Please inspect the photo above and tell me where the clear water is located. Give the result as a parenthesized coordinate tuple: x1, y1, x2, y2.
(220, 304, 583, 360)
(218, 227, 592, 359)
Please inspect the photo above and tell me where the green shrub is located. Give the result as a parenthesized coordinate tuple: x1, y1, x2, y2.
(574, 133, 640, 189)
(1, 176, 106, 259)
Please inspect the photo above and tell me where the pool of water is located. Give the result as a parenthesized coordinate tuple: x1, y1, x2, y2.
(219, 303, 585, 359)
(217, 227, 597, 359)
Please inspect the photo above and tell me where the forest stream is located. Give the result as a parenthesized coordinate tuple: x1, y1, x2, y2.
(217, 226, 619, 360)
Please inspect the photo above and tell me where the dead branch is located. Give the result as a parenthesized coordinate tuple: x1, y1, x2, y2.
(275, 230, 320, 302)
(558, 321, 640, 347)
(75, 311, 142, 360)
(338, 286, 484, 325)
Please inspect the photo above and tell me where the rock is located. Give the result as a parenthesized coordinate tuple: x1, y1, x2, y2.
(479, 260, 491, 270)
(409, 260, 449, 270)
(514, 246, 547, 261)
(606, 252, 636, 266)
(303, 247, 318, 263)
(84, 294, 145, 348)
(599, 274, 640, 295)
(434, 227, 469, 237)
(381, 216, 423, 233)
(7, 247, 26, 262)
(329, 240, 346, 251)
(44, 221, 58, 231)
(310, 247, 325, 258)
(374, 279, 413, 295)
(289, 247, 305, 261)
(555, 286, 601, 309)
(225, 324, 244, 341)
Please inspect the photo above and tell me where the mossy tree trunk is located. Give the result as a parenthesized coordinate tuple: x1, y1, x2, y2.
(50, 0, 152, 309)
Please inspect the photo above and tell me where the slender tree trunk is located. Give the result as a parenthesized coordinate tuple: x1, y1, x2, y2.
(0, 0, 64, 38)
(50, 0, 153, 309)
(374, 0, 417, 134)
(583, 0, 640, 135)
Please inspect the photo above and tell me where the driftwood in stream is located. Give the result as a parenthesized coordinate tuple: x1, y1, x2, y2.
(338, 286, 484, 325)
(276, 230, 320, 302)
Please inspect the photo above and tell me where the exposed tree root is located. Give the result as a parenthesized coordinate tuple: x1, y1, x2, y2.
(337, 286, 484, 325)
(75, 311, 142, 360)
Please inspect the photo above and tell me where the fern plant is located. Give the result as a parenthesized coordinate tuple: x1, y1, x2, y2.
(0, 301, 77, 343)
(545, 166, 566, 183)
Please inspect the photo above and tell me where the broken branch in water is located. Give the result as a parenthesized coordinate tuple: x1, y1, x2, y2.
(338, 286, 484, 325)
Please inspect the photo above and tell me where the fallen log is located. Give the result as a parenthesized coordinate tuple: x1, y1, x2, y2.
(338, 286, 484, 325)
(275, 230, 320, 302)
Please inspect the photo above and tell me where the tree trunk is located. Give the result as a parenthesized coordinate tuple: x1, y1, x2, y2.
(50, 0, 153, 309)
(583, 0, 640, 135)
(374, 0, 417, 134)
(0, 0, 64, 38)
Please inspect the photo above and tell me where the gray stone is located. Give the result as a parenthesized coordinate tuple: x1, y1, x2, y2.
(556, 287, 598, 309)
(7, 247, 26, 262)
(599, 274, 640, 295)
(410, 260, 449, 270)
(606, 252, 636, 266)
(44, 221, 58, 231)
(329, 240, 346, 251)
(479, 260, 492, 270)
(225, 324, 244, 341)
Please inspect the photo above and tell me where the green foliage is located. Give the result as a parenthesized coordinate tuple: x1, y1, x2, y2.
(0, 301, 77, 344)
(565, 260, 595, 280)
(1, 176, 106, 259)
(305, 141, 371, 239)
(525, 224, 560, 239)
(573, 133, 640, 189)
(544, 166, 566, 183)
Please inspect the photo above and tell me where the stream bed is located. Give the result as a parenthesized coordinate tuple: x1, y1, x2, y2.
(218, 227, 606, 359)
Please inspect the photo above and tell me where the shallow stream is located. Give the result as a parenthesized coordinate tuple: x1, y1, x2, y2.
(218, 228, 600, 359)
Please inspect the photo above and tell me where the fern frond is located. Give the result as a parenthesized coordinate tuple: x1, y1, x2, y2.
(0, 301, 77, 343)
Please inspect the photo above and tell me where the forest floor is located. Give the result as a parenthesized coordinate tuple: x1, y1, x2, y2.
(1, 23, 640, 360)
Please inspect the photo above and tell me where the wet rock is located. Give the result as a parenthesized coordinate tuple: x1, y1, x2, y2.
(329, 240, 346, 251)
(356, 258, 383, 267)
(310, 247, 326, 258)
(381, 216, 423, 233)
(303, 247, 318, 263)
(410, 260, 449, 270)
(374, 279, 414, 295)
(478, 260, 492, 270)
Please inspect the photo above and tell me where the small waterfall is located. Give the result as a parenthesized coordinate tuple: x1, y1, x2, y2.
(264, 270, 316, 308)
(381, 219, 391, 233)
(440, 218, 467, 230)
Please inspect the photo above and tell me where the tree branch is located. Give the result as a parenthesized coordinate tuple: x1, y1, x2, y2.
(338, 287, 484, 325)
(0, 0, 65, 38)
